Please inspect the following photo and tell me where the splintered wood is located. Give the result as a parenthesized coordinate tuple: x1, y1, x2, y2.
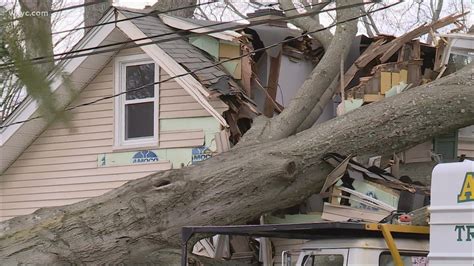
(339, 13, 465, 113)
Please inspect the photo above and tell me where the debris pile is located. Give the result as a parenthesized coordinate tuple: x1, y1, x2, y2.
(319, 153, 430, 225)
(338, 13, 467, 115)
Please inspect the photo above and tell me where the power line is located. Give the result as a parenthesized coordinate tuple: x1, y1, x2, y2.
(3, 2, 217, 47)
(50, 2, 217, 36)
(0, 1, 402, 130)
(4, 1, 332, 67)
(51, 0, 107, 14)
(0, 1, 370, 69)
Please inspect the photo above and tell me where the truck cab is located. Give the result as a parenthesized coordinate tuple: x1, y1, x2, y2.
(285, 237, 428, 266)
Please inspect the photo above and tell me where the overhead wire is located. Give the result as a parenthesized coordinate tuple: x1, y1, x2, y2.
(0, 1, 368, 69)
(2, 1, 218, 46)
(49, 1, 217, 36)
(2, 1, 333, 67)
(0, 1, 402, 129)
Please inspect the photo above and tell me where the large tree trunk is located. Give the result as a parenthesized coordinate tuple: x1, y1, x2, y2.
(152, 0, 197, 18)
(84, 0, 112, 31)
(18, 0, 53, 73)
(1, 64, 473, 265)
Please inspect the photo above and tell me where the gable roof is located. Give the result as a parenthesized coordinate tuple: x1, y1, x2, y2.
(158, 13, 244, 41)
(0, 7, 255, 174)
(119, 9, 248, 97)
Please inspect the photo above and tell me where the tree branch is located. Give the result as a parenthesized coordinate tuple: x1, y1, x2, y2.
(224, 0, 248, 20)
(278, 0, 333, 49)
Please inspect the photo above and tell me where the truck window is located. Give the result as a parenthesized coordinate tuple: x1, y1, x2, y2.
(302, 254, 344, 266)
(379, 252, 428, 266)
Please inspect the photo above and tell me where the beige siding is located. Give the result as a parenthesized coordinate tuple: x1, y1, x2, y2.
(159, 72, 228, 119)
(1, 47, 227, 221)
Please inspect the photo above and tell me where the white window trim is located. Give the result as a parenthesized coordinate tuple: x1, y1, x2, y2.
(114, 54, 159, 150)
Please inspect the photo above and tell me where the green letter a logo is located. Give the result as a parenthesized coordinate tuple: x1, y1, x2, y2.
(458, 172, 474, 203)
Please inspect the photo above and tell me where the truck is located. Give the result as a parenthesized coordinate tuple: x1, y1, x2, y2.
(181, 160, 474, 265)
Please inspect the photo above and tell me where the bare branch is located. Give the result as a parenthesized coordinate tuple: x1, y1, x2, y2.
(224, 0, 248, 19)
(279, 0, 333, 49)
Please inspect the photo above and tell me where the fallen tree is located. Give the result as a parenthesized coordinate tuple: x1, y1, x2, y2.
(1, 63, 473, 264)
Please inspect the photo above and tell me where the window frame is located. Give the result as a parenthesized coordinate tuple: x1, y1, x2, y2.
(378, 251, 428, 266)
(114, 54, 159, 149)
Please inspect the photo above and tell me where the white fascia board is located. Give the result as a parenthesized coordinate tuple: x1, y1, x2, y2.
(0, 10, 117, 146)
(116, 12, 229, 128)
(438, 33, 474, 41)
(159, 14, 242, 42)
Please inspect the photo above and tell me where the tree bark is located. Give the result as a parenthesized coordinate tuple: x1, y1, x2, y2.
(18, 0, 53, 74)
(152, 0, 197, 18)
(1, 64, 473, 265)
(84, 0, 112, 31)
(279, 0, 333, 49)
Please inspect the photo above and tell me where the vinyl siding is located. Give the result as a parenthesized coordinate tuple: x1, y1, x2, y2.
(159, 72, 228, 119)
(0, 47, 228, 221)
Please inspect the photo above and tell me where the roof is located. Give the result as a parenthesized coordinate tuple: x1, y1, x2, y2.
(162, 14, 245, 31)
(119, 8, 244, 96)
(158, 13, 244, 41)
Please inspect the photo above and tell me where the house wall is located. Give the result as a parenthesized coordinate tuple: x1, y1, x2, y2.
(252, 53, 335, 123)
(0, 47, 228, 222)
(276, 54, 335, 124)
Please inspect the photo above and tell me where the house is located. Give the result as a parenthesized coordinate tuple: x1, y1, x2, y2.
(0, 7, 259, 222)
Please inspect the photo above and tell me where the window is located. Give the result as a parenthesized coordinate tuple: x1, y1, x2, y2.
(301, 254, 344, 266)
(379, 252, 428, 266)
(114, 54, 159, 148)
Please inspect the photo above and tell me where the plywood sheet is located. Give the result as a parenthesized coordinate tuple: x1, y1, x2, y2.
(391, 72, 400, 86)
(380, 72, 392, 94)
(400, 69, 408, 83)
(219, 42, 240, 58)
(363, 94, 384, 103)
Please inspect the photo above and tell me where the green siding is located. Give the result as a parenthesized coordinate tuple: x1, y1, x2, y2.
(160, 117, 221, 150)
(189, 36, 219, 59)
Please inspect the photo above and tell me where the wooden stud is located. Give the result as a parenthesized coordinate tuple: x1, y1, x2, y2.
(263, 51, 282, 117)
